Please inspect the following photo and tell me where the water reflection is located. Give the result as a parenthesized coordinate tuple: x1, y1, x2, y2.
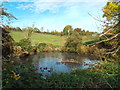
(12, 52, 98, 79)
(31, 52, 97, 75)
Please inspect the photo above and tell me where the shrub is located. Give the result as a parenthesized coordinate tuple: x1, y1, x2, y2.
(2, 63, 43, 88)
(13, 38, 32, 52)
(37, 43, 47, 50)
(43, 44, 54, 52)
(64, 32, 82, 52)
(76, 45, 89, 54)
(2, 59, 119, 88)
(37, 43, 54, 52)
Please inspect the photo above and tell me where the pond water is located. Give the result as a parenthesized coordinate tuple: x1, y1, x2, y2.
(22, 52, 97, 78)
(13, 52, 98, 78)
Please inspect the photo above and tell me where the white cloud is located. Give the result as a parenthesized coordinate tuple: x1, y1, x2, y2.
(16, 3, 33, 10)
(15, 2, 66, 13)
(13, 0, 108, 13)
(1, 0, 9, 2)
(33, 2, 63, 13)
(68, 0, 108, 2)
(7, 0, 107, 32)
(8, 0, 108, 2)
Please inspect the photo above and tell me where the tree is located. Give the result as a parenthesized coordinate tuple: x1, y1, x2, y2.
(22, 27, 33, 39)
(41, 27, 44, 32)
(63, 25, 73, 35)
(90, 0, 120, 59)
(65, 32, 82, 52)
(102, 1, 120, 34)
(102, 1, 120, 21)
(47, 29, 49, 33)
(1, 6, 16, 59)
(1, 8, 17, 25)
(33, 27, 40, 33)
(1, 27, 14, 59)
(102, 1, 120, 37)
(16, 27, 22, 31)
(102, 1, 120, 58)
(74, 28, 81, 32)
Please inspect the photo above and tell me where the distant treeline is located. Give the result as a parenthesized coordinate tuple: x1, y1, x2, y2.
(7, 25, 98, 36)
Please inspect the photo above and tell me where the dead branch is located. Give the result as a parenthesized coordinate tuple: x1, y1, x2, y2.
(88, 13, 105, 22)
(104, 46, 120, 55)
(87, 33, 120, 47)
(100, 21, 120, 37)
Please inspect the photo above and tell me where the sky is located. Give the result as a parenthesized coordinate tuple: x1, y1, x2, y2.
(2, 0, 108, 32)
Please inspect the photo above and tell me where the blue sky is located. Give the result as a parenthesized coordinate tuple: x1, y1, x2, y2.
(3, 0, 108, 32)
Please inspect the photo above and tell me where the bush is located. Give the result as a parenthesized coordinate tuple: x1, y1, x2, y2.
(64, 32, 82, 52)
(37, 43, 47, 50)
(2, 59, 119, 88)
(76, 45, 89, 54)
(37, 43, 54, 52)
(2, 63, 43, 88)
(13, 38, 32, 52)
(43, 44, 54, 52)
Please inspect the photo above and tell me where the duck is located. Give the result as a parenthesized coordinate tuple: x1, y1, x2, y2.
(44, 67, 47, 70)
(45, 67, 48, 70)
(40, 67, 42, 69)
(47, 70, 51, 72)
(47, 68, 53, 72)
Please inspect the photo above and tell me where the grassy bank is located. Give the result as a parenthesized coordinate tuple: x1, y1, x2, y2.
(10, 31, 67, 47)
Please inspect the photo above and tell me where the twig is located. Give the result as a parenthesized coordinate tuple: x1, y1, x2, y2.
(88, 13, 104, 22)
(103, 78, 113, 88)
(105, 46, 120, 55)
(100, 21, 120, 37)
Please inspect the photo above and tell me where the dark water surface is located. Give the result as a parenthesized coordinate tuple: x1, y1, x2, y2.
(13, 52, 98, 78)
(30, 52, 97, 75)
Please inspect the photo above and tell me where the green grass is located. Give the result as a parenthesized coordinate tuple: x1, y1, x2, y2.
(82, 35, 99, 43)
(10, 31, 99, 48)
(10, 31, 67, 47)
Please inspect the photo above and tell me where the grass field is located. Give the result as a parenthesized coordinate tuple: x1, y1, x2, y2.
(10, 31, 99, 48)
(10, 31, 67, 47)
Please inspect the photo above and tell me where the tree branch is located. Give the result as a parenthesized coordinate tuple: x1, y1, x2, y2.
(88, 33, 120, 46)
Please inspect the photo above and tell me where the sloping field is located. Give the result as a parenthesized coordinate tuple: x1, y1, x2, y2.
(10, 31, 67, 47)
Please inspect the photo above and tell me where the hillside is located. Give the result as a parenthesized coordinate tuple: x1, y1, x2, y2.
(10, 31, 67, 47)
(10, 31, 99, 47)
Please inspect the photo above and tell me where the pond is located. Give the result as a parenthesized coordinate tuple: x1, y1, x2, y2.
(25, 52, 97, 77)
(13, 52, 98, 78)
